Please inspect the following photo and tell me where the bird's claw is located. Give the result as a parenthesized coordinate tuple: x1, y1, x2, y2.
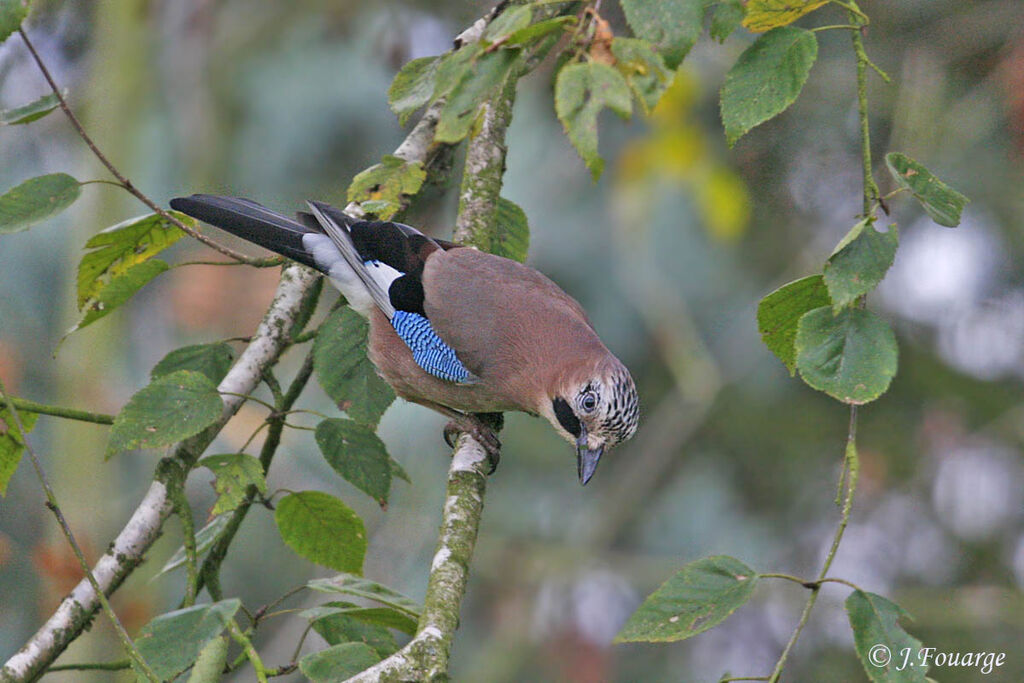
(443, 418, 501, 474)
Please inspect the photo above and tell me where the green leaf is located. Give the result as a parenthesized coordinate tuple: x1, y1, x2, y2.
(106, 370, 223, 458)
(0, 407, 37, 496)
(614, 556, 758, 643)
(435, 48, 520, 144)
(299, 643, 381, 683)
(846, 590, 928, 682)
(720, 26, 818, 147)
(611, 37, 672, 114)
(308, 574, 422, 620)
(314, 306, 395, 425)
(885, 152, 969, 227)
(186, 636, 228, 683)
(76, 211, 188, 308)
(151, 342, 235, 384)
(505, 16, 575, 46)
(302, 602, 418, 636)
(0, 92, 62, 125)
(388, 56, 440, 126)
(67, 259, 170, 335)
(483, 5, 532, 42)
(757, 275, 831, 374)
(160, 514, 231, 576)
(824, 219, 899, 311)
(555, 62, 632, 180)
(743, 0, 829, 33)
(0, 0, 28, 45)
(390, 457, 411, 484)
(134, 599, 241, 681)
(316, 418, 391, 507)
(0, 173, 81, 235)
(276, 491, 367, 573)
(711, 0, 746, 42)
(307, 602, 401, 654)
(200, 453, 267, 515)
(347, 155, 426, 220)
(620, 0, 704, 69)
(795, 307, 898, 404)
(492, 197, 529, 262)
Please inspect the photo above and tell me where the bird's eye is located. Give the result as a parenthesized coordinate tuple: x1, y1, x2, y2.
(580, 393, 597, 413)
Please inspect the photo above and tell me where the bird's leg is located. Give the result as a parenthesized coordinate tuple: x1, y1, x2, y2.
(411, 399, 502, 472)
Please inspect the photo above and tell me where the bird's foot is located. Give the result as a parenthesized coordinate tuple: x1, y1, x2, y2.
(443, 414, 502, 474)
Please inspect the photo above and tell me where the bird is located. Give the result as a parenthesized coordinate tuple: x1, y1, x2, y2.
(169, 194, 639, 484)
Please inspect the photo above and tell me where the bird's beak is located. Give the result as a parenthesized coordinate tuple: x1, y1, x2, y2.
(576, 425, 603, 486)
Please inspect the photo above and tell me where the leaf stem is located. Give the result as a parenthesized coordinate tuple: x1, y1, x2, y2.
(4, 396, 114, 425)
(227, 620, 268, 683)
(47, 659, 132, 672)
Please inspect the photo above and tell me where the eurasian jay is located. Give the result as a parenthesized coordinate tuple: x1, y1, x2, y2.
(169, 195, 639, 484)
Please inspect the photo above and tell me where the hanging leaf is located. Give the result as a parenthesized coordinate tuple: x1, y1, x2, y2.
(620, 0, 704, 69)
(308, 574, 422, 620)
(388, 56, 440, 126)
(0, 407, 37, 496)
(435, 48, 520, 144)
(347, 155, 426, 220)
(134, 599, 241, 681)
(67, 259, 170, 335)
(615, 556, 758, 642)
(795, 307, 898, 404)
(483, 5, 532, 42)
(302, 602, 418, 636)
(314, 306, 395, 425)
(160, 514, 231, 576)
(823, 219, 899, 311)
(555, 62, 632, 180)
(711, 0, 747, 42)
(757, 275, 831, 375)
(151, 342, 235, 384)
(0, 92, 63, 125)
(885, 152, 969, 227)
(505, 16, 575, 47)
(186, 636, 229, 683)
(306, 602, 401, 655)
(742, 0, 829, 33)
(611, 38, 673, 114)
(200, 453, 267, 515)
(491, 197, 529, 262)
(720, 26, 818, 147)
(299, 643, 381, 683)
(276, 491, 367, 573)
(0, 0, 28, 44)
(0, 173, 81, 234)
(106, 370, 223, 458)
(316, 418, 391, 507)
(846, 590, 929, 682)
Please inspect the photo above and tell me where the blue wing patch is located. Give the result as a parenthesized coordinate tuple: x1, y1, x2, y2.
(391, 310, 477, 384)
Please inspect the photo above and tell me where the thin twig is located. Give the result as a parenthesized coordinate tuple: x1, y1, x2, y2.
(4, 396, 114, 425)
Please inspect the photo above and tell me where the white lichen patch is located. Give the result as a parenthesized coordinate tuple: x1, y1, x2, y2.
(431, 547, 451, 571)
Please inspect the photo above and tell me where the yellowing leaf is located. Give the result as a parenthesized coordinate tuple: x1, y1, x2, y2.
(743, 0, 829, 33)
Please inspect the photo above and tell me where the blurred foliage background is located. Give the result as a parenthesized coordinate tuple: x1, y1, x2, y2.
(1, 0, 1023, 681)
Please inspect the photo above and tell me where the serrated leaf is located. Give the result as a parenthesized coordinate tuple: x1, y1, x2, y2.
(160, 514, 231, 576)
(76, 211, 188, 307)
(308, 574, 421, 620)
(743, 0, 829, 33)
(492, 197, 529, 262)
(151, 342, 235, 384)
(435, 48, 520, 144)
(757, 275, 831, 374)
(302, 602, 418, 636)
(186, 636, 228, 683)
(711, 0, 746, 42)
(795, 307, 898, 404)
(0, 173, 81, 234)
(0, 92, 62, 125)
(824, 219, 899, 311)
(555, 62, 632, 180)
(135, 599, 241, 681)
(0, 0, 28, 45)
(316, 418, 391, 507)
(614, 556, 758, 642)
(885, 152, 968, 227)
(620, 0, 704, 69)
(505, 16, 575, 46)
(276, 491, 367, 573)
(388, 56, 440, 126)
(67, 259, 170, 335)
(0, 407, 37, 496)
(299, 643, 380, 683)
(847, 590, 928, 682)
(484, 5, 532, 42)
(347, 155, 426, 220)
(720, 26, 818, 147)
(106, 370, 223, 457)
(314, 306, 395, 425)
(200, 453, 267, 515)
(611, 37, 672, 114)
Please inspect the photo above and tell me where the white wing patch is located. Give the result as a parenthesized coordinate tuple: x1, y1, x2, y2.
(301, 233, 402, 318)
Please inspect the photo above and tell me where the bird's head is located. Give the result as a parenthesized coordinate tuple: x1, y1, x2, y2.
(544, 358, 639, 485)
